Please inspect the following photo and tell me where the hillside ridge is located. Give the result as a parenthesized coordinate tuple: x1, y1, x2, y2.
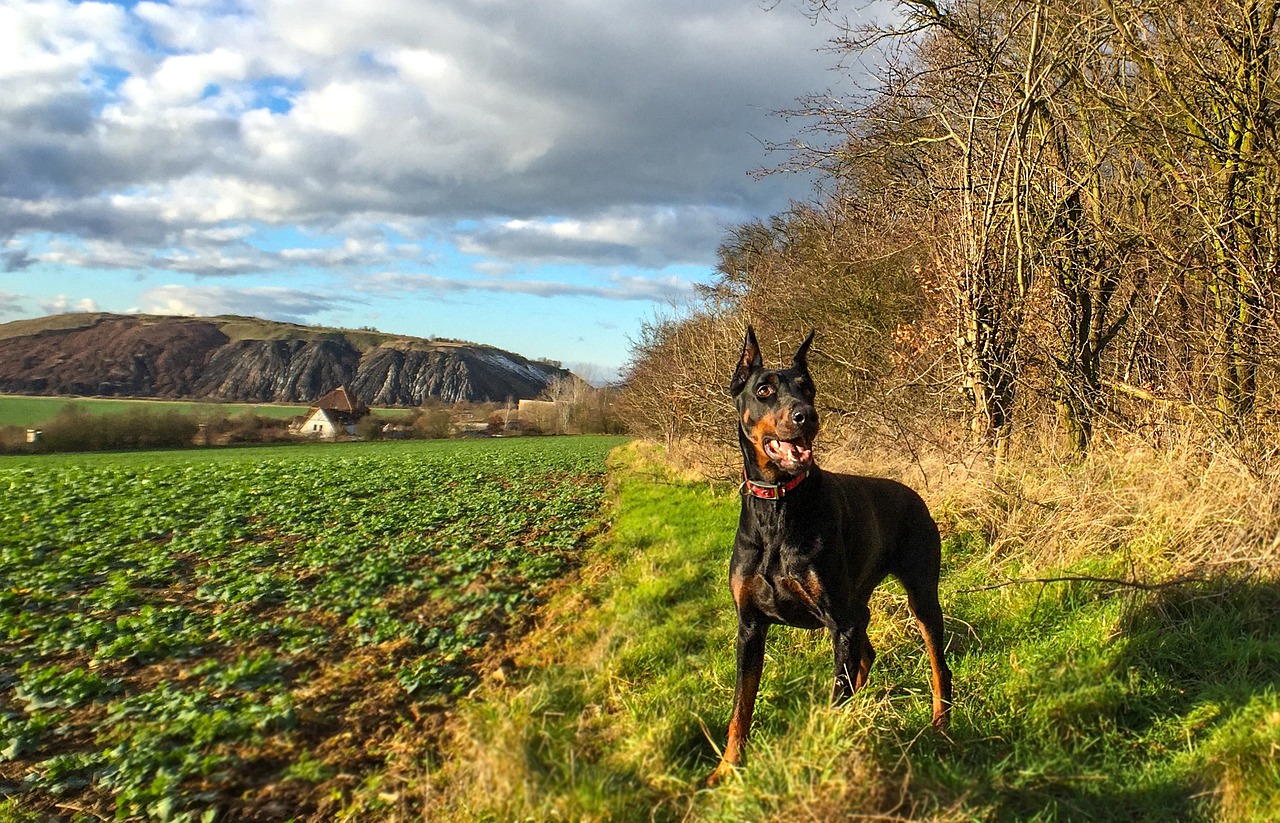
(0, 313, 570, 405)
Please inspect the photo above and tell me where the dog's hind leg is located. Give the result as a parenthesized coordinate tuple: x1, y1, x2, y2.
(895, 515, 953, 731)
(905, 587, 952, 730)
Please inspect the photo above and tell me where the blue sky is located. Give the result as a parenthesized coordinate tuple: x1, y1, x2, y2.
(0, 0, 865, 380)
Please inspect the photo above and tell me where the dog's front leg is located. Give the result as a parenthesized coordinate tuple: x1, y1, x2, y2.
(831, 624, 860, 704)
(706, 617, 768, 786)
(831, 612, 872, 704)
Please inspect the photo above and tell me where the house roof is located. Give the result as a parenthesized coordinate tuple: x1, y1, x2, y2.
(312, 386, 369, 415)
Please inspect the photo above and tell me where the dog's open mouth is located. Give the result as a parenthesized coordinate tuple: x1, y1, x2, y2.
(763, 437, 813, 473)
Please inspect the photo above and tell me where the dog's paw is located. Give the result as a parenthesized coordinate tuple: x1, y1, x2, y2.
(703, 761, 737, 787)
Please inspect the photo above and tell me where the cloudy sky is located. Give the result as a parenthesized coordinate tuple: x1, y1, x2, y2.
(1, 0, 862, 379)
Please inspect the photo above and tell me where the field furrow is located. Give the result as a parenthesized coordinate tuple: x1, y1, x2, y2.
(1, 436, 626, 822)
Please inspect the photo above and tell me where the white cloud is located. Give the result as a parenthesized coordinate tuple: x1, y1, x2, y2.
(0, 291, 23, 316)
(41, 240, 154, 270)
(159, 177, 302, 224)
(355, 270, 694, 303)
(38, 294, 99, 314)
(455, 206, 736, 268)
(288, 81, 374, 137)
(119, 48, 248, 109)
(140, 284, 351, 323)
(180, 225, 257, 244)
(0, 1, 132, 91)
(39, 237, 273, 275)
(0, 0, 843, 334)
(35, 229, 418, 277)
(3, 0, 832, 211)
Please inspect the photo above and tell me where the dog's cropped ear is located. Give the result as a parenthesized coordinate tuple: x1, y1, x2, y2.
(729, 325, 763, 396)
(792, 329, 815, 375)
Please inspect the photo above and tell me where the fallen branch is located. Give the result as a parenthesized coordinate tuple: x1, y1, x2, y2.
(958, 572, 1207, 594)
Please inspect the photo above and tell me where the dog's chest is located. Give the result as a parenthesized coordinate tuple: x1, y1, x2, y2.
(734, 541, 831, 629)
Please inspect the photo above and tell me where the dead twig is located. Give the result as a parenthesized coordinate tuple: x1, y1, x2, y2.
(957, 572, 1208, 594)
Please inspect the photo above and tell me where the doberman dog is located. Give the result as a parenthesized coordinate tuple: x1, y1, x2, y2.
(706, 326, 952, 785)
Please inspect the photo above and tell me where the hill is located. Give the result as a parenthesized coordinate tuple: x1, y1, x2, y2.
(0, 313, 570, 405)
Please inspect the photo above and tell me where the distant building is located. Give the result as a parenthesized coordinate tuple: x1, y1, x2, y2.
(298, 407, 347, 438)
(296, 386, 370, 439)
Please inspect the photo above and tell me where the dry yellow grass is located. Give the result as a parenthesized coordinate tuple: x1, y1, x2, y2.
(815, 422, 1280, 585)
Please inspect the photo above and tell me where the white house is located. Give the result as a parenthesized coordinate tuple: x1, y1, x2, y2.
(295, 386, 370, 439)
(298, 407, 351, 439)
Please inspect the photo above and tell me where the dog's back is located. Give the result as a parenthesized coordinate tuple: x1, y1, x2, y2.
(820, 471, 943, 584)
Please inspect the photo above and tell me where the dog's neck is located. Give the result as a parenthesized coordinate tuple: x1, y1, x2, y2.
(740, 469, 808, 501)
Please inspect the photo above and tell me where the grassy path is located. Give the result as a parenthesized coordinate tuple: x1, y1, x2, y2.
(430, 442, 1280, 822)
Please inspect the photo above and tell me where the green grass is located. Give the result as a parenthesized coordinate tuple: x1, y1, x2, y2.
(0, 436, 628, 822)
(0, 313, 101, 341)
(0, 312, 472, 353)
(431, 442, 1280, 822)
(0, 394, 312, 427)
(212, 315, 399, 351)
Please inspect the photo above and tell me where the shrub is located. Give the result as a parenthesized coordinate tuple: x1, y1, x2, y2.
(413, 407, 454, 439)
(36, 404, 199, 453)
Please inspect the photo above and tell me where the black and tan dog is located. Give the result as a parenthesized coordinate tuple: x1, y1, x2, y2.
(707, 326, 952, 785)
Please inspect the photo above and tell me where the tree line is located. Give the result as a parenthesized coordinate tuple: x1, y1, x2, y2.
(622, 0, 1280, 461)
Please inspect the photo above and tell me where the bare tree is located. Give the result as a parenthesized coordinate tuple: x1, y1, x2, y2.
(1101, 0, 1280, 428)
(620, 0, 1280, 459)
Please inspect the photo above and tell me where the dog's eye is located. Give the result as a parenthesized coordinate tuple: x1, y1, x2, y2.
(755, 384, 775, 399)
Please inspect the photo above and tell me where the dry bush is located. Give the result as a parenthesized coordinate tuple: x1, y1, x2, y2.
(34, 404, 199, 452)
(830, 427, 1280, 584)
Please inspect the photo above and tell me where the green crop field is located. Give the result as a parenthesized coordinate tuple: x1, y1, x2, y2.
(0, 395, 313, 428)
(0, 436, 627, 822)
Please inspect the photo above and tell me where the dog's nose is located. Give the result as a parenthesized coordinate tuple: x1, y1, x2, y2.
(792, 407, 810, 426)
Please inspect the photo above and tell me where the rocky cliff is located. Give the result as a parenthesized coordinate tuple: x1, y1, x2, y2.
(0, 314, 570, 405)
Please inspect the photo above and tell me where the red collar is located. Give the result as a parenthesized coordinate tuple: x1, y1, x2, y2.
(740, 469, 808, 500)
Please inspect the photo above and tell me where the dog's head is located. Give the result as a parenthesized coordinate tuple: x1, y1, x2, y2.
(729, 325, 818, 478)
